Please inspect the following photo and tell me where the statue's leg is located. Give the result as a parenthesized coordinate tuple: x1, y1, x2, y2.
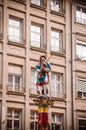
(36, 85, 42, 95)
(43, 84, 49, 96)
(36, 85, 40, 94)
(42, 85, 44, 95)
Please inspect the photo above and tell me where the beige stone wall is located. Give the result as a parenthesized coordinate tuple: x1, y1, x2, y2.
(0, 0, 86, 130)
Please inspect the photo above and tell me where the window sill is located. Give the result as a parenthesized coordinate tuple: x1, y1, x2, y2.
(50, 10, 65, 17)
(10, 0, 26, 4)
(30, 46, 46, 53)
(29, 94, 38, 98)
(52, 97, 66, 100)
(7, 41, 26, 48)
(30, 3, 47, 11)
(75, 58, 86, 63)
(75, 21, 86, 26)
(50, 51, 66, 57)
(76, 97, 86, 100)
(7, 90, 25, 95)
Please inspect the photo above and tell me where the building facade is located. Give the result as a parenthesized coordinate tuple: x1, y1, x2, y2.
(0, 0, 86, 130)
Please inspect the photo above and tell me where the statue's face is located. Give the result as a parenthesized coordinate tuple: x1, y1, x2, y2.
(41, 56, 46, 62)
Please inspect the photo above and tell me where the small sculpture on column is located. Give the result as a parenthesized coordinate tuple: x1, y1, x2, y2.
(35, 55, 51, 95)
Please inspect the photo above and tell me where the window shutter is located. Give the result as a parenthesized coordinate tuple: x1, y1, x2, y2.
(78, 79, 86, 92)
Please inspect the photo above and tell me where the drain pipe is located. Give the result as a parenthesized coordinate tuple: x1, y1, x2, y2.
(70, 0, 74, 130)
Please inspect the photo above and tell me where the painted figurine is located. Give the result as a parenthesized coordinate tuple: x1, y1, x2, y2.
(35, 55, 51, 95)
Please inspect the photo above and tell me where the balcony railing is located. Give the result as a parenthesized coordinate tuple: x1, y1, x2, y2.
(76, 17, 86, 25)
(7, 85, 25, 93)
(51, 91, 66, 99)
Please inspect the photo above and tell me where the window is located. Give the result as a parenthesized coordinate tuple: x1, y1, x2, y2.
(30, 68, 37, 95)
(31, 24, 44, 49)
(51, 0, 64, 13)
(31, 0, 46, 7)
(76, 40, 86, 61)
(76, 6, 86, 25)
(77, 78, 86, 98)
(8, 16, 23, 43)
(51, 29, 63, 53)
(30, 110, 38, 130)
(51, 72, 63, 98)
(78, 117, 86, 130)
(51, 113, 63, 130)
(7, 64, 23, 92)
(7, 108, 21, 130)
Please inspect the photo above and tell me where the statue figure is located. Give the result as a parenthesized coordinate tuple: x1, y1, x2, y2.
(35, 55, 51, 95)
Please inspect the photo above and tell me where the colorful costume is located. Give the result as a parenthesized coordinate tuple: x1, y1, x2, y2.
(35, 62, 51, 86)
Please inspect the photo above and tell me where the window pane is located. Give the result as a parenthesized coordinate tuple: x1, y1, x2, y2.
(14, 110, 20, 118)
(51, 30, 62, 53)
(15, 76, 20, 87)
(7, 120, 12, 129)
(76, 41, 86, 60)
(8, 75, 13, 86)
(7, 109, 12, 117)
(31, 24, 43, 48)
(14, 120, 20, 129)
(31, 0, 40, 6)
(8, 17, 22, 43)
(76, 6, 86, 24)
(78, 118, 86, 130)
(51, 0, 63, 13)
(51, 73, 63, 97)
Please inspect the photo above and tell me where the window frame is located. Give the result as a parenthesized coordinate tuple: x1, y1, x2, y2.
(51, 112, 64, 130)
(30, 0, 47, 8)
(31, 23, 45, 49)
(8, 16, 23, 44)
(30, 110, 38, 130)
(7, 64, 24, 93)
(78, 117, 86, 130)
(51, 72, 65, 98)
(76, 40, 86, 61)
(51, 0, 65, 14)
(30, 68, 37, 95)
(7, 108, 22, 130)
(51, 29, 63, 54)
(76, 5, 86, 25)
(77, 77, 86, 98)
(8, 74, 22, 92)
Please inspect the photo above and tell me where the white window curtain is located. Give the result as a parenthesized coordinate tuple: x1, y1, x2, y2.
(8, 64, 22, 75)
